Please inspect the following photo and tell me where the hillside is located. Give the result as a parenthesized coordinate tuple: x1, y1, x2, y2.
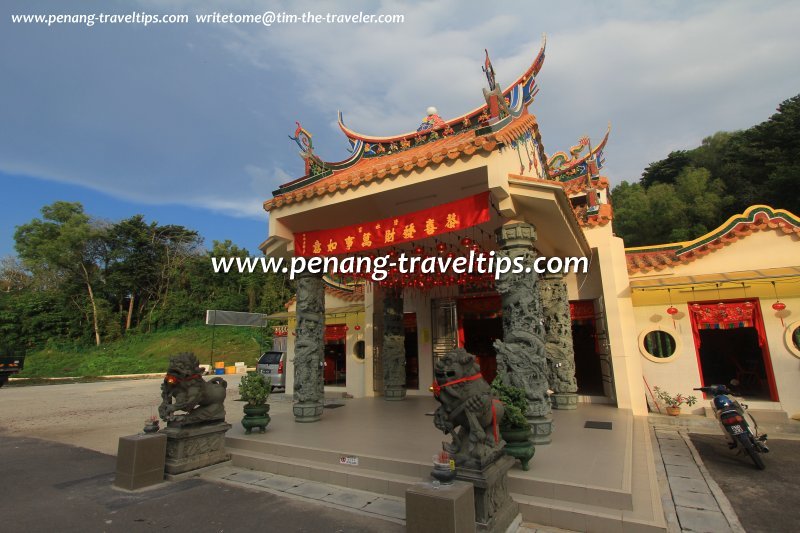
(16, 325, 266, 378)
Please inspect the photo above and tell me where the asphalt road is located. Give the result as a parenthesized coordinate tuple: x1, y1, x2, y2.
(0, 435, 403, 533)
(690, 433, 800, 533)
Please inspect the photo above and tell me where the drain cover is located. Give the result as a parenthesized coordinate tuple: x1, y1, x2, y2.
(324, 403, 345, 409)
(584, 421, 613, 430)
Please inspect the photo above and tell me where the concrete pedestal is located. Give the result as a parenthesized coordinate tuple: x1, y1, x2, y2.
(384, 386, 407, 401)
(293, 401, 323, 422)
(162, 421, 231, 475)
(529, 414, 553, 445)
(456, 455, 519, 533)
(551, 393, 578, 410)
(114, 433, 166, 490)
(406, 480, 475, 533)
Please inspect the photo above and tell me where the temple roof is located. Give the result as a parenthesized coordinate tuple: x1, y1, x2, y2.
(265, 113, 543, 211)
(625, 205, 800, 274)
(335, 36, 546, 145)
(265, 38, 550, 212)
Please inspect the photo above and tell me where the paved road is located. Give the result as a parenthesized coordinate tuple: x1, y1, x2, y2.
(0, 375, 295, 455)
(689, 433, 800, 533)
(0, 435, 402, 533)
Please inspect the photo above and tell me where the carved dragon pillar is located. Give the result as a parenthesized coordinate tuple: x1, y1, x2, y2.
(382, 287, 406, 400)
(539, 272, 579, 409)
(293, 271, 325, 422)
(493, 222, 552, 444)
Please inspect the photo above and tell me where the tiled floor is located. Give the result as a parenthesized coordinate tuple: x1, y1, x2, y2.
(227, 396, 633, 493)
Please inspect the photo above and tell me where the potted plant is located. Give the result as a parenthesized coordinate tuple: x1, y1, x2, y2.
(653, 386, 697, 416)
(492, 379, 535, 470)
(239, 371, 271, 434)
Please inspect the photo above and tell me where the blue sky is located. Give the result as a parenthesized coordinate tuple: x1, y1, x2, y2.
(2, 0, 799, 257)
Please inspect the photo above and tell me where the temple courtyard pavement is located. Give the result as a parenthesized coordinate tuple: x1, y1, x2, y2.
(1, 377, 799, 532)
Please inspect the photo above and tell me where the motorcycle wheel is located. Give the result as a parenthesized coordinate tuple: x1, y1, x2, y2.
(737, 433, 765, 470)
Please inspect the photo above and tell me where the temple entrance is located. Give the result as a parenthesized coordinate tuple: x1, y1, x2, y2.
(570, 301, 605, 396)
(404, 313, 419, 390)
(690, 299, 778, 401)
(458, 295, 502, 384)
(324, 324, 346, 386)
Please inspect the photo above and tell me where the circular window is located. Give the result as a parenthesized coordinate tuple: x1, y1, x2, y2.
(352, 340, 366, 361)
(638, 328, 681, 363)
(785, 320, 800, 359)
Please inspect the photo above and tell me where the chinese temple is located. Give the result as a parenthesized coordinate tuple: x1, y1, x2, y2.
(260, 37, 800, 430)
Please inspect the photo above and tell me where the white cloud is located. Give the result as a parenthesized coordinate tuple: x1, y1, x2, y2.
(2, 0, 799, 221)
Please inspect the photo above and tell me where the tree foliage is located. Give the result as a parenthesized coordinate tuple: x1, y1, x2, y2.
(613, 94, 800, 246)
(1, 203, 292, 352)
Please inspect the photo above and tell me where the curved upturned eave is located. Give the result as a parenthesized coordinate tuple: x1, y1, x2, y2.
(336, 35, 547, 144)
(547, 123, 611, 179)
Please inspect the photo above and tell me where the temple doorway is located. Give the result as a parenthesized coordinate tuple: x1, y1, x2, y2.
(404, 313, 419, 390)
(458, 295, 502, 384)
(570, 301, 605, 396)
(324, 324, 346, 386)
(690, 299, 778, 401)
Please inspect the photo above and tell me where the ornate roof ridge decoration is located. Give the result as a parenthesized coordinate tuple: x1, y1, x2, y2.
(625, 205, 800, 274)
(546, 124, 611, 181)
(335, 35, 546, 146)
(265, 114, 543, 211)
(265, 38, 552, 212)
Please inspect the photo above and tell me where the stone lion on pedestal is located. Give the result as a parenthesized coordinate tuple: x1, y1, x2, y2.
(432, 348, 505, 470)
(158, 353, 227, 427)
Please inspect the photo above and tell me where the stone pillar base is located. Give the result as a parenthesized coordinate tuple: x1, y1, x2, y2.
(293, 401, 323, 422)
(528, 415, 553, 445)
(162, 421, 231, 476)
(384, 387, 406, 401)
(455, 455, 519, 533)
(551, 393, 578, 410)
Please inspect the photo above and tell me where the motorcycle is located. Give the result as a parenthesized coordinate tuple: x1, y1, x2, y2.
(694, 384, 769, 470)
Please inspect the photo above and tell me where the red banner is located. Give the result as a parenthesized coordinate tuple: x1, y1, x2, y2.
(294, 192, 490, 256)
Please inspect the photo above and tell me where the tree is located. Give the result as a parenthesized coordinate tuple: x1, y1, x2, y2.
(14, 202, 107, 345)
(614, 93, 800, 246)
(640, 150, 691, 188)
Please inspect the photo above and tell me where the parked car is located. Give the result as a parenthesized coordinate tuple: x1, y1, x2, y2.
(256, 351, 286, 390)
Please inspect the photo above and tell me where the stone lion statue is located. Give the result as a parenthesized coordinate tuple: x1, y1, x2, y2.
(432, 348, 505, 469)
(158, 353, 227, 427)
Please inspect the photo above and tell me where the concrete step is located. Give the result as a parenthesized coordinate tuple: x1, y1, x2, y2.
(229, 448, 418, 499)
(512, 493, 665, 533)
(226, 435, 636, 512)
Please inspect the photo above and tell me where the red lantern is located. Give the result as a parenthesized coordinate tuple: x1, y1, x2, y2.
(436, 242, 447, 253)
(691, 303, 701, 312)
(666, 306, 678, 315)
(414, 246, 424, 255)
(744, 301, 754, 309)
(460, 237, 471, 247)
(773, 301, 787, 327)
(344, 325, 349, 332)
(354, 324, 361, 331)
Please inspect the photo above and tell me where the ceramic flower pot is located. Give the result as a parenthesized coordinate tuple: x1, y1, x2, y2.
(242, 403, 271, 434)
(666, 406, 681, 417)
(500, 425, 535, 471)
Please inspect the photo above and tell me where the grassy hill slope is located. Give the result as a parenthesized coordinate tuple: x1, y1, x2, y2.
(17, 325, 267, 378)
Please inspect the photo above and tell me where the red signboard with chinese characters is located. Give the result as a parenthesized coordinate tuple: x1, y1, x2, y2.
(294, 192, 490, 256)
